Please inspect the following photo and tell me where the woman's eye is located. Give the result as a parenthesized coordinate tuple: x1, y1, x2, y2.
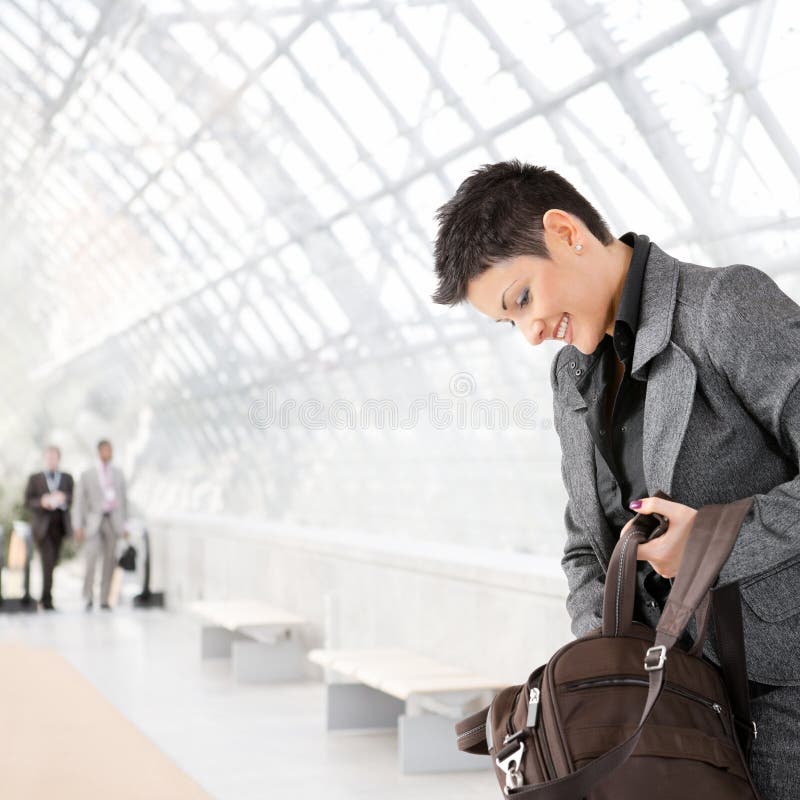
(515, 288, 530, 309)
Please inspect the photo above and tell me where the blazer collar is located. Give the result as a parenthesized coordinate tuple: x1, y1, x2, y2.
(630, 240, 679, 381)
(557, 239, 679, 407)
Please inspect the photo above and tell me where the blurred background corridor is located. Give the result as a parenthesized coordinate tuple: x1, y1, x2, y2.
(1, 0, 799, 796)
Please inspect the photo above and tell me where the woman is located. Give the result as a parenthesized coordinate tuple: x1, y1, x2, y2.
(431, 160, 800, 798)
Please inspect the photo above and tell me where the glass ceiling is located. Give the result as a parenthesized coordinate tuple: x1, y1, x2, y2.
(1, 0, 798, 555)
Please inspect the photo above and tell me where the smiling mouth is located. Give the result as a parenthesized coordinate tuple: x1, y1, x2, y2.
(553, 312, 569, 340)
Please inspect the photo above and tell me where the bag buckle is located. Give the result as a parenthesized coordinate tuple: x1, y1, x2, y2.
(644, 644, 667, 672)
(496, 738, 525, 793)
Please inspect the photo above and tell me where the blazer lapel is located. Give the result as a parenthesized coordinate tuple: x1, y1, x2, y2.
(557, 241, 699, 565)
(630, 242, 680, 381)
(642, 341, 697, 496)
(630, 241, 698, 498)
(92, 467, 104, 505)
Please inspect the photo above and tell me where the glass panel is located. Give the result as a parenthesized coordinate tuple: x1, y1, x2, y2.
(1, 0, 799, 559)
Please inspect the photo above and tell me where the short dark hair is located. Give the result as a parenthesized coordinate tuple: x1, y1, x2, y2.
(432, 160, 614, 306)
(97, 439, 112, 450)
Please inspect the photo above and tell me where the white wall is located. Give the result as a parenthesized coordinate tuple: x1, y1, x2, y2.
(151, 513, 574, 683)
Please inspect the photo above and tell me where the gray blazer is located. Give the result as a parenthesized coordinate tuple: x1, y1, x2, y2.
(550, 240, 800, 685)
(72, 464, 128, 539)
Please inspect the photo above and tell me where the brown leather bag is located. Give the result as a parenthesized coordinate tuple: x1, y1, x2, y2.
(455, 493, 762, 798)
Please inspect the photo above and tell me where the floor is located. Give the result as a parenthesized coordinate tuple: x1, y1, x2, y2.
(0, 558, 497, 799)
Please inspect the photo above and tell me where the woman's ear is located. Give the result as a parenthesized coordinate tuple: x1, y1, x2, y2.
(542, 209, 580, 250)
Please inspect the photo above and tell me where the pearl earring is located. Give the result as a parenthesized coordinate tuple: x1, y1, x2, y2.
(575, 244, 583, 252)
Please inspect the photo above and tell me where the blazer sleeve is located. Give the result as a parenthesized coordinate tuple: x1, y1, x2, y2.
(118, 470, 128, 523)
(551, 353, 605, 638)
(704, 263, 800, 586)
(72, 472, 87, 531)
(62, 474, 73, 510)
(24, 474, 41, 512)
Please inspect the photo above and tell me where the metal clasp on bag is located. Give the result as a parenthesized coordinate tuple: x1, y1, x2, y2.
(496, 732, 525, 793)
(644, 644, 667, 672)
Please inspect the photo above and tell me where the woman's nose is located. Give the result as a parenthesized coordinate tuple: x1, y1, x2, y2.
(522, 320, 547, 346)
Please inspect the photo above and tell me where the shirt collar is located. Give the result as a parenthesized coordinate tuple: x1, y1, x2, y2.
(615, 231, 650, 339)
(556, 237, 680, 405)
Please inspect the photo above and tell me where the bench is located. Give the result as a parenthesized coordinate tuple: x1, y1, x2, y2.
(189, 600, 307, 683)
(308, 647, 503, 774)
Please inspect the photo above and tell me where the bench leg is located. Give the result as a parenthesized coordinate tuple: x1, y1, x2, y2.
(231, 638, 306, 683)
(398, 713, 490, 774)
(201, 626, 248, 659)
(326, 683, 404, 731)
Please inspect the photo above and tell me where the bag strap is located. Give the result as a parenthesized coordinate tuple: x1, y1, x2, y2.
(461, 497, 754, 799)
(686, 591, 711, 656)
(711, 581, 756, 760)
(656, 497, 752, 644)
(685, 581, 754, 757)
(647, 497, 753, 756)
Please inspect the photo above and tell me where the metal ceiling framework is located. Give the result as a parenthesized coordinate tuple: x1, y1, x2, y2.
(0, 0, 798, 548)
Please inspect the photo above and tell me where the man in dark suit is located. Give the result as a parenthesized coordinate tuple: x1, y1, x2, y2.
(24, 446, 73, 610)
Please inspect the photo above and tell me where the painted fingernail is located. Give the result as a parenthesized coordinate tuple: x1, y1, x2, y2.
(629, 500, 642, 510)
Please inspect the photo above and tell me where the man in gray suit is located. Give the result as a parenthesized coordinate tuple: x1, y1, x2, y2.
(432, 160, 800, 798)
(73, 440, 128, 610)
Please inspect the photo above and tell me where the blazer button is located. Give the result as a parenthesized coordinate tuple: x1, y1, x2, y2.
(575, 368, 582, 376)
(569, 361, 576, 369)
(647, 600, 658, 609)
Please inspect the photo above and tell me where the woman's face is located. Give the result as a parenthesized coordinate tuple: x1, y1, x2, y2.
(466, 247, 617, 355)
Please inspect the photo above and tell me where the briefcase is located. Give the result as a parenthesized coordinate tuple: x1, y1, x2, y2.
(455, 494, 762, 799)
(118, 544, 137, 572)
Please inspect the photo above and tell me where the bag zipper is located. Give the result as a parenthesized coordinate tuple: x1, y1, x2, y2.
(563, 676, 730, 736)
(505, 685, 525, 740)
(456, 720, 486, 742)
(516, 673, 556, 780)
(532, 686, 556, 780)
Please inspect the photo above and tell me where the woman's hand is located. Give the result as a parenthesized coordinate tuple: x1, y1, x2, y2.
(620, 496, 698, 578)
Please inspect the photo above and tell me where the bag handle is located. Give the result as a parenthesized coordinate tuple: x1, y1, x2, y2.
(461, 497, 754, 799)
(601, 528, 645, 637)
(603, 489, 719, 647)
(602, 517, 754, 757)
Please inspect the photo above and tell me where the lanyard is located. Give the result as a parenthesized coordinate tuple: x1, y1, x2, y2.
(44, 471, 60, 493)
